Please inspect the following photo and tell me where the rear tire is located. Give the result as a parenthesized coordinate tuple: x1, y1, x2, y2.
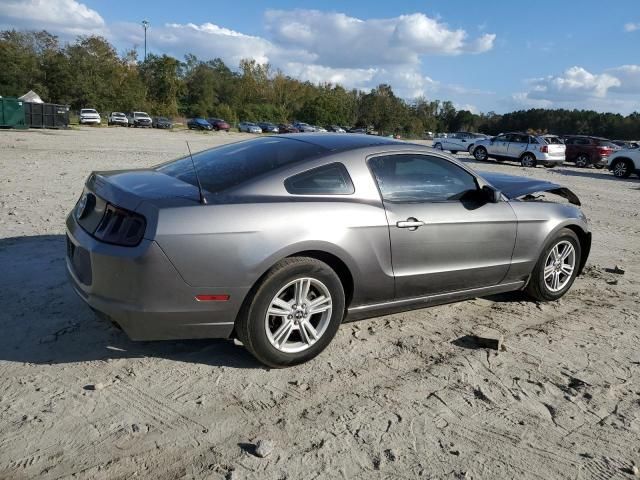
(520, 153, 537, 168)
(434, 143, 443, 150)
(526, 228, 581, 302)
(236, 257, 345, 368)
(611, 158, 632, 178)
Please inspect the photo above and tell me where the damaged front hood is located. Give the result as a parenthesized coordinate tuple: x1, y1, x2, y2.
(480, 171, 581, 206)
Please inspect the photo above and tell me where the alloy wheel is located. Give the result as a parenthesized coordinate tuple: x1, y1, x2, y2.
(613, 160, 629, 177)
(521, 154, 536, 167)
(575, 155, 589, 168)
(474, 147, 487, 161)
(265, 278, 333, 353)
(543, 240, 576, 292)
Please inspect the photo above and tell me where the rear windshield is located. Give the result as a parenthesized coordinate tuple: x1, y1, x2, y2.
(597, 140, 617, 147)
(157, 137, 327, 195)
(543, 136, 563, 144)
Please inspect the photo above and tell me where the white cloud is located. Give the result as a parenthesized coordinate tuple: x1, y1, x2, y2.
(607, 65, 640, 93)
(624, 22, 640, 32)
(0, 0, 106, 36)
(264, 10, 496, 68)
(513, 65, 640, 114)
(525, 66, 621, 101)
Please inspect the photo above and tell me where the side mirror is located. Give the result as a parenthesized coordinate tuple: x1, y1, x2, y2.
(482, 185, 501, 203)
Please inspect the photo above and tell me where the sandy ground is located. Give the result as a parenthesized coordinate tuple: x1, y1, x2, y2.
(0, 127, 639, 480)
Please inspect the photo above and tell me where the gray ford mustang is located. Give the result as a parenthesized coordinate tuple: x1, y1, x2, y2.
(67, 134, 591, 367)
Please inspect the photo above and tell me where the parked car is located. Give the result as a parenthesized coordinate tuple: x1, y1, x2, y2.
(564, 136, 619, 168)
(612, 140, 639, 149)
(108, 112, 127, 127)
(293, 122, 316, 132)
(79, 108, 101, 125)
(127, 111, 152, 128)
(348, 127, 368, 134)
(326, 125, 346, 133)
(607, 148, 640, 178)
(152, 117, 173, 129)
(257, 122, 279, 133)
(433, 132, 489, 154)
(472, 133, 566, 168)
(207, 118, 230, 131)
(238, 122, 262, 134)
(187, 118, 213, 130)
(278, 124, 299, 134)
(314, 126, 328, 133)
(67, 134, 591, 367)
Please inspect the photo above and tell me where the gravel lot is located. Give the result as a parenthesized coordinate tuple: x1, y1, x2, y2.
(1, 127, 639, 480)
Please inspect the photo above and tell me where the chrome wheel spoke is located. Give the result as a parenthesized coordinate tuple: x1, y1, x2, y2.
(308, 295, 331, 315)
(272, 320, 294, 346)
(544, 265, 555, 279)
(561, 265, 574, 276)
(294, 278, 311, 305)
(268, 298, 292, 317)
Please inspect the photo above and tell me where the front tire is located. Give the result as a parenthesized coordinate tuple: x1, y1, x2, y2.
(611, 158, 632, 178)
(526, 228, 581, 301)
(236, 257, 345, 368)
(474, 146, 488, 161)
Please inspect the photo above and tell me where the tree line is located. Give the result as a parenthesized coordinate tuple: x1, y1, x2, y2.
(1, 30, 639, 139)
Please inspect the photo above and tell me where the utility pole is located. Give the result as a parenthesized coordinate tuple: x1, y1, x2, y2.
(141, 20, 150, 61)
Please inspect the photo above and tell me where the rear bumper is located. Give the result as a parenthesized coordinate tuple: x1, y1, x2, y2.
(66, 213, 245, 340)
(536, 154, 565, 165)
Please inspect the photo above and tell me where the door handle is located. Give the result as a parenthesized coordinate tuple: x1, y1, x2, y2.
(396, 218, 425, 230)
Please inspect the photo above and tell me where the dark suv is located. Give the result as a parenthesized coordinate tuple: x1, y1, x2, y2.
(564, 136, 619, 168)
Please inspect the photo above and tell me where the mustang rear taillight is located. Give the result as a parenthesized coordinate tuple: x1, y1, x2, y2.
(93, 204, 146, 246)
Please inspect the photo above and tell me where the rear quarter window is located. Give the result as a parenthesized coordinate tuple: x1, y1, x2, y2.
(285, 163, 354, 195)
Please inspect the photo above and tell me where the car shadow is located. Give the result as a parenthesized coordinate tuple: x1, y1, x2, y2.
(0, 234, 263, 369)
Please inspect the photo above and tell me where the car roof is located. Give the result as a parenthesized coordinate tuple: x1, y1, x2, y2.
(279, 133, 406, 152)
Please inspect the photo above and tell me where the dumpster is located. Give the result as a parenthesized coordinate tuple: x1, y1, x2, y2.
(0, 97, 27, 129)
(24, 102, 69, 128)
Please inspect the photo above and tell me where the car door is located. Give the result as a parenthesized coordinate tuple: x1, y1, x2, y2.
(369, 153, 517, 298)
(488, 134, 510, 156)
(506, 134, 530, 159)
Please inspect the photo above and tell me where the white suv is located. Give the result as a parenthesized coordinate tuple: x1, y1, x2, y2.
(79, 108, 101, 125)
(472, 133, 566, 168)
(607, 148, 640, 178)
(433, 132, 489, 154)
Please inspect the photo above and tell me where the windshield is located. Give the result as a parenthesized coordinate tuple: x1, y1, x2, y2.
(134, 112, 149, 117)
(157, 137, 326, 195)
(81, 109, 97, 114)
(112, 112, 125, 116)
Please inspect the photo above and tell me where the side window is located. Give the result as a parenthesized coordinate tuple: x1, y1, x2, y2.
(285, 163, 354, 195)
(495, 134, 509, 142)
(369, 154, 478, 203)
(529, 136, 539, 144)
(509, 134, 528, 143)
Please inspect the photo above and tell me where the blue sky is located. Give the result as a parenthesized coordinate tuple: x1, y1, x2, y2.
(2, 0, 639, 114)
